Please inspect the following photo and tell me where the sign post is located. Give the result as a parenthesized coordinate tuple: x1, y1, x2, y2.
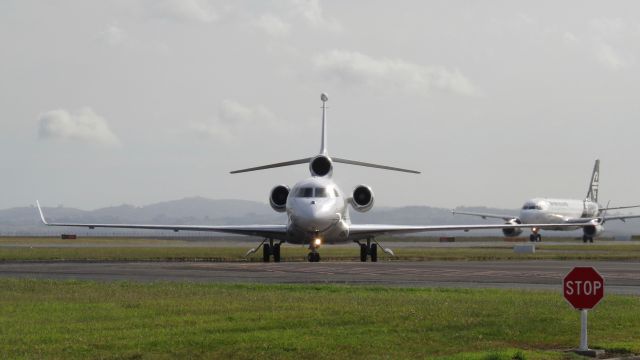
(563, 267, 605, 357)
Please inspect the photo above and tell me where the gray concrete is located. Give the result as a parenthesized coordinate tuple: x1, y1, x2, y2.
(0, 260, 639, 294)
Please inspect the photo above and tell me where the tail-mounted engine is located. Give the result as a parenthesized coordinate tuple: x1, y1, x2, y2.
(350, 185, 374, 212)
(269, 185, 290, 213)
(583, 224, 603, 238)
(310, 155, 333, 177)
(502, 219, 523, 237)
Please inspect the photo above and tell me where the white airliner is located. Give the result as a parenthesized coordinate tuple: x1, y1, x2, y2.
(37, 93, 594, 262)
(453, 159, 640, 242)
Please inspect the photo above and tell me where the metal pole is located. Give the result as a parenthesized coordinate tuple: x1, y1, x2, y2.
(579, 309, 588, 351)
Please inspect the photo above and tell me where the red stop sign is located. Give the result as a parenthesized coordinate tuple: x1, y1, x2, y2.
(563, 267, 605, 309)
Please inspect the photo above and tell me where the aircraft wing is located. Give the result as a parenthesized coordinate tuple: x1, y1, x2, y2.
(451, 210, 517, 221)
(348, 222, 590, 239)
(563, 214, 640, 224)
(602, 214, 640, 223)
(37, 201, 288, 240)
(600, 205, 640, 211)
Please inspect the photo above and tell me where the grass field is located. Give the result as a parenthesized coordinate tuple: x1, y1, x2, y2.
(0, 279, 637, 359)
(1, 237, 640, 262)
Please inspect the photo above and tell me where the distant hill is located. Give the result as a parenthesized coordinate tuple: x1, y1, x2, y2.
(1, 198, 639, 236)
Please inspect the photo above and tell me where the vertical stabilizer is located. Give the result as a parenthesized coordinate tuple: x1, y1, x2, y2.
(320, 93, 328, 155)
(586, 159, 600, 202)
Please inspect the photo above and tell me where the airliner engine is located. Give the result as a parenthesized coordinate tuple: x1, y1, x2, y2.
(583, 224, 603, 238)
(350, 185, 374, 212)
(269, 185, 289, 212)
(309, 155, 333, 177)
(502, 219, 523, 237)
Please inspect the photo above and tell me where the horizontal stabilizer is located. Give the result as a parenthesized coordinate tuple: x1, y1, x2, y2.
(332, 157, 420, 174)
(230, 158, 311, 174)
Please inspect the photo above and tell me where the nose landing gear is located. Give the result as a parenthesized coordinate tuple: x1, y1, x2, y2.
(307, 238, 322, 262)
(307, 251, 320, 262)
(529, 229, 542, 242)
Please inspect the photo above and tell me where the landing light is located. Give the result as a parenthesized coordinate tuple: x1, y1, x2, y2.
(314, 238, 322, 247)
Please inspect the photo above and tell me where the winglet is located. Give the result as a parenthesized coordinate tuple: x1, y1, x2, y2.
(36, 200, 48, 225)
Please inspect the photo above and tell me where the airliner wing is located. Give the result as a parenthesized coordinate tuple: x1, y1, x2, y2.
(600, 205, 640, 211)
(348, 222, 588, 239)
(37, 201, 288, 240)
(451, 210, 516, 221)
(602, 214, 640, 223)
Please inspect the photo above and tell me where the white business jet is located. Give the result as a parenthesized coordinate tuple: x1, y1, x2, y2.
(37, 93, 592, 262)
(453, 160, 640, 243)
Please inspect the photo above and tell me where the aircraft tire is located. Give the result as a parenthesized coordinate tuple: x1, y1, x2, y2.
(583, 235, 588, 243)
(360, 244, 367, 262)
(370, 244, 378, 262)
(536, 234, 542, 242)
(263, 244, 271, 262)
(273, 243, 281, 262)
(307, 252, 320, 262)
(529, 234, 535, 242)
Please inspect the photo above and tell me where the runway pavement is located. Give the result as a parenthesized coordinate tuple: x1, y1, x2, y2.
(0, 260, 639, 294)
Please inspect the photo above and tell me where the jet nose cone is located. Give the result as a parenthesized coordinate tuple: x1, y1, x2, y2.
(293, 201, 339, 231)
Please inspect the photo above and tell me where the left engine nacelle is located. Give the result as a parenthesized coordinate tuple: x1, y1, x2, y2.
(583, 224, 603, 238)
(502, 219, 523, 237)
(350, 185, 374, 212)
(269, 185, 290, 213)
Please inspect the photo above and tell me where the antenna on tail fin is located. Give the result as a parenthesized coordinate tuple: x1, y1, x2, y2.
(586, 159, 600, 202)
(320, 93, 328, 155)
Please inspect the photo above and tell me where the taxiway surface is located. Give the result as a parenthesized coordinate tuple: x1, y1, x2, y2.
(0, 260, 638, 294)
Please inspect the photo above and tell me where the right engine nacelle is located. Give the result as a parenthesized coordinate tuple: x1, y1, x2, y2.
(269, 185, 290, 213)
(502, 219, 523, 237)
(583, 224, 603, 238)
(350, 185, 374, 212)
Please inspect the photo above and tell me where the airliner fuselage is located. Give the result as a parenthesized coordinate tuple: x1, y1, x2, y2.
(286, 177, 350, 244)
(519, 198, 599, 231)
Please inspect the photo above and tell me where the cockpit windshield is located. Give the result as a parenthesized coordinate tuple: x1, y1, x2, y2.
(522, 203, 543, 210)
(315, 187, 328, 198)
(294, 186, 338, 198)
(296, 188, 314, 198)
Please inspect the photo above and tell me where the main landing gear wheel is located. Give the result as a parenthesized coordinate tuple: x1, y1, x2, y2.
(263, 243, 271, 262)
(307, 252, 320, 262)
(261, 240, 282, 262)
(359, 239, 378, 262)
(273, 243, 281, 262)
(529, 234, 542, 242)
(583, 235, 594, 243)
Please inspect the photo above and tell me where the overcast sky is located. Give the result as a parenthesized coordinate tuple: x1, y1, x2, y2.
(2, 1, 640, 210)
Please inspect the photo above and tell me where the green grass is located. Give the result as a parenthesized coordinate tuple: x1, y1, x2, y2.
(0, 279, 637, 359)
(2, 243, 640, 262)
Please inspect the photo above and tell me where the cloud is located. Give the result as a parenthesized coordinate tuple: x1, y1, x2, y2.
(562, 32, 579, 44)
(191, 100, 282, 141)
(595, 42, 628, 70)
(289, 0, 341, 32)
(254, 13, 291, 37)
(151, 0, 218, 23)
(38, 108, 121, 146)
(313, 50, 477, 96)
(590, 18, 625, 38)
(98, 24, 127, 46)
